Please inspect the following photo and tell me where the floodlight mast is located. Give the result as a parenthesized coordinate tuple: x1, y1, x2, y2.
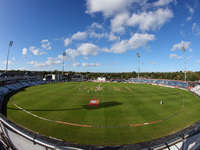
(6, 41, 13, 71)
(181, 46, 187, 83)
(137, 53, 140, 80)
(62, 52, 66, 76)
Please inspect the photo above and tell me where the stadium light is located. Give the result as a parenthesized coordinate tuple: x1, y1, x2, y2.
(137, 53, 140, 80)
(62, 52, 66, 76)
(6, 41, 13, 71)
(181, 46, 187, 84)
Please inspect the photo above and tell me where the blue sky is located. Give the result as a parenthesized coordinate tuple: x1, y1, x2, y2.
(0, 0, 200, 72)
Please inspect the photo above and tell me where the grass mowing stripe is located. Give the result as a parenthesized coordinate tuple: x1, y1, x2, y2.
(6, 82, 200, 145)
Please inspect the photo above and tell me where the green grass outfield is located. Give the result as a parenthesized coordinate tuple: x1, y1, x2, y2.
(6, 82, 200, 145)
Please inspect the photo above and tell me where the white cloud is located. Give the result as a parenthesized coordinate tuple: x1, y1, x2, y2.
(77, 43, 99, 56)
(2, 61, 13, 65)
(126, 8, 173, 32)
(108, 33, 120, 41)
(57, 54, 71, 61)
(65, 48, 80, 58)
(86, 0, 174, 33)
(103, 33, 155, 53)
(64, 31, 87, 47)
(170, 54, 182, 59)
(110, 12, 129, 34)
(171, 41, 191, 51)
(73, 62, 102, 67)
(12, 57, 16, 60)
(29, 46, 46, 56)
(186, 4, 194, 14)
(64, 38, 71, 47)
(82, 63, 102, 67)
(22, 48, 28, 55)
(186, 16, 192, 21)
(72, 31, 87, 40)
(196, 60, 200, 63)
(65, 43, 99, 59)
(192, 23, 200, 36)
(73, 63, 81, 67)
(153, 0, 174, 7)
(89, 31, 108, 39)
(27, 57, 62, 68)
(41, 39, 51, 50)
(86, 0, 140, 18)
(90, 22, 103, 29)
(84, 56, 89, 60)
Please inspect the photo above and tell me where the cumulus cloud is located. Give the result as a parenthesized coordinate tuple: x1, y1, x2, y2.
(64, 38, 71, 47)
(64, 31, 88, 47)
(86, 0, 174, 33)
(2, 61, 13, 65)
(73, 62, 102, 67)
(71, 31, 87, 40)
(57, 54, 72, 61)
(82, 63, 102, 67)
(41, 39, 51, 50)
(65, 48, 80, 58)
(171, 41, 191, 51)
(90, 22, 103, 29)
(103, 33, 155, 53)
(85, 0, 140, 18)
(65, 43, 99, 59)
(73, 63, 81, 67)
(22, 48, 28, 55)
(170, 54, 182, 59)
(108, 32, 120, 41)
(27, 57, 62, 68)
(111, 8, 173, 33)
(110, 12, 129, 34)
(77, 43, 99, 56)
(29, 46, 46, 56)
(153, 0, 174, 7)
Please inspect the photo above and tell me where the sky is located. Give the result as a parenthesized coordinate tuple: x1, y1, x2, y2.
(0, 0, 200, 73)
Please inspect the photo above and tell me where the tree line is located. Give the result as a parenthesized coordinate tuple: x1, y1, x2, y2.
(1, 70, 200, 81)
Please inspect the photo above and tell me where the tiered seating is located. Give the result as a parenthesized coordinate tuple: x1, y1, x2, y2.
(0, 80, 46, 95)
(191, 85, 200, 96)
(0, 87, 10, 94)
(128, 78, 187, 88)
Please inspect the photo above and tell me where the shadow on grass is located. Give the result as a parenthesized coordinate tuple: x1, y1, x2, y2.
(1, 87, 27, 116)
(82, 101, 123, 110)
(7, 101, 123, 112)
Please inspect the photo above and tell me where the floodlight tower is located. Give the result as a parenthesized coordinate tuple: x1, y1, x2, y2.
(62, 52, 66, 76)
(6, 41, 13, 71)
(181, 46, 187, 83)
(137, 53, 140, 80)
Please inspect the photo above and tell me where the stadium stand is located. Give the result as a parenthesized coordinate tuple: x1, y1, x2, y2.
(128, 78, 188, 88)
(0, 87, 9, 94)
(191, 85, 200, 96)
